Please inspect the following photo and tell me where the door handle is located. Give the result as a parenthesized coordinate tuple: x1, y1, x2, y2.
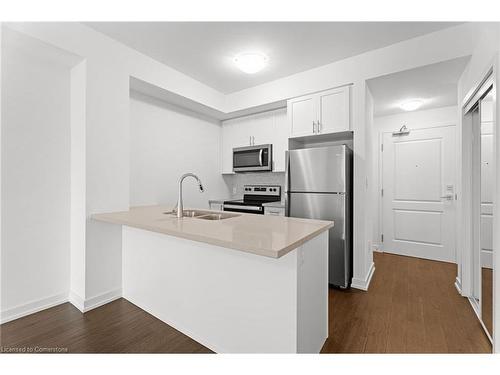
(259, 149, 263, 166)
(440, 194, 453, 200)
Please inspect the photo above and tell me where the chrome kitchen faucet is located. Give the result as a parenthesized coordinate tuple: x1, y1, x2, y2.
(176, 173, 204, 218)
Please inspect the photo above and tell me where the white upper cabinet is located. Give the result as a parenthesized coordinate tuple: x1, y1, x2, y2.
(318, 87, 350, 134)
(221, 108, 288, 174)
(288, 86, 350, 138)
(288, 94, 317, 137)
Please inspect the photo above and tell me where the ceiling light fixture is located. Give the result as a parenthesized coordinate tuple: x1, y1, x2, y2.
(399, 99, 424, 112)
(233, 52, 268, 74)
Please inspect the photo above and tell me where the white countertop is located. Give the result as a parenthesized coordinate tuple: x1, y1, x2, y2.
(92, 205, 333, 258)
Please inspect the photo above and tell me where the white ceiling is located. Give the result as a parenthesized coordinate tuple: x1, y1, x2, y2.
(85, 22, 462, 94)
(367, 56, 470, 117)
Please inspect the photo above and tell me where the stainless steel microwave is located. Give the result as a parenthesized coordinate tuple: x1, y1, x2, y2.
(233, 144, 273, 172)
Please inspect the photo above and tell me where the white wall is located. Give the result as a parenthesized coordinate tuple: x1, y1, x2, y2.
(365, 86, 375, 269)
(1, 33, 72, 319)
(371, 106, 458, 250)
(129, 92, 228, 208)
(69, 61, 87, 308)
(2, 22, 230, 308)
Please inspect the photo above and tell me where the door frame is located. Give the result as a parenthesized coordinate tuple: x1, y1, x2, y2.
(378, 123, 457, 255)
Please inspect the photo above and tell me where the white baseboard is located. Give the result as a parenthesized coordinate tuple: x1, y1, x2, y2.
(83, 288, 122, 312)
(0, 292, 68, 324)
(454, 277, 462, 295)
(468, 296, 493, 344)
(1, 288, 122, 325)
(68, 291, 85, 312)
(351, 262, 375, 291)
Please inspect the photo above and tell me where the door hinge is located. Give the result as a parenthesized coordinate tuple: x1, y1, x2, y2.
(381, 188, 384, 197)
(381, 234, 384, 243)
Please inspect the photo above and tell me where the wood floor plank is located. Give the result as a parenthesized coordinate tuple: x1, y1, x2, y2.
(406, 257, 426, 353)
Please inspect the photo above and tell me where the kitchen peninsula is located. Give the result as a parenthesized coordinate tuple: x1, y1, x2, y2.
(93, 205, 333, 353)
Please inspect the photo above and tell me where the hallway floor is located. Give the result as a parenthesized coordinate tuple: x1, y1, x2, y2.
(0, 253, 491, 353)
(321, 252, 492, 353)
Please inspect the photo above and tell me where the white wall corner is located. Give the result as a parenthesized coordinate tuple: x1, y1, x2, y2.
(83, 288, 122, 313)
(351, 262, 375, 291)
(68, 290, 85, 312)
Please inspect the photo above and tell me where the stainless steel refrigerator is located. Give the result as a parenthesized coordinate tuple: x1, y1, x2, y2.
(285, 145, 353, 288)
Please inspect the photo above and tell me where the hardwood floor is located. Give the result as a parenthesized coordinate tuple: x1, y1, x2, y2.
(321, 252, 492, 353)
(0, 252, 491, 353)
(0, 298, 211, 353)
(482, 267, 493, 337)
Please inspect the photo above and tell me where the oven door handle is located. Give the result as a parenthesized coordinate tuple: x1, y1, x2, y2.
(223, 204, 263, 211)
(259, 149, 263, 166)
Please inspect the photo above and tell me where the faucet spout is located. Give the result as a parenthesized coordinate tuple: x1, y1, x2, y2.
(177, 173, 204, 218)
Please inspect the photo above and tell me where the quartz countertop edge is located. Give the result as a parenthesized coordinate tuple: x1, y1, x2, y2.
(92, 205, 333, 259)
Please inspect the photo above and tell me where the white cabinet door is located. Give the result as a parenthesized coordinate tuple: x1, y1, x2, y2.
(288, 94, 316, 137)
(264, 206, 285, 216)
(317, 86, 350, 134)
(231, 117, 254, 148)
(249, 112, 274, 146)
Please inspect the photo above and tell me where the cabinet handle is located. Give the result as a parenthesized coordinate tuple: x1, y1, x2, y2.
(317, 121, 321, 133)
(252, 136, 255, 145)
(312, 121, 316, 134)
(249, 136, 252, 145)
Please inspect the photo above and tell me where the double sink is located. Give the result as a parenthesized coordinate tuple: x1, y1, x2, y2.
(164, 209, 239, 221)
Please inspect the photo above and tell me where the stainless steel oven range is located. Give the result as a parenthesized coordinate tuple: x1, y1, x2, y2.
(223, 185, 281, 214)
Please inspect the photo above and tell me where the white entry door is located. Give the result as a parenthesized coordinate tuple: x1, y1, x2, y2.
(382, 126, 456, 263)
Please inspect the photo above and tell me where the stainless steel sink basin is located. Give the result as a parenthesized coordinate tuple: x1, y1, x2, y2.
(182, 209, 208, 217)
(163, 210, 239, 220)
(195, 213, 239, 221)
(163, 209, 208, 217)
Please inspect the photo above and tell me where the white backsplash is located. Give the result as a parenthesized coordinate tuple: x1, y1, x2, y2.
(223, 172, 285, 199)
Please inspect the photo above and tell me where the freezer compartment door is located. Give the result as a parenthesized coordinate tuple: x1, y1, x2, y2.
(288, 146, 346, 193)
(288, 192, 351, 287)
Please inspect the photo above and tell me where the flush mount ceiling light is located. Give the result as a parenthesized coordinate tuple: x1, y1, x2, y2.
(399, 99, 424, 111)
(233, 52, 268, 74)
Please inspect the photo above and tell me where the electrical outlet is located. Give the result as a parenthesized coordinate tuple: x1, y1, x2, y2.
(232, 186, 237, 195)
